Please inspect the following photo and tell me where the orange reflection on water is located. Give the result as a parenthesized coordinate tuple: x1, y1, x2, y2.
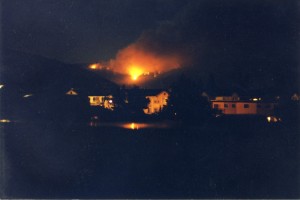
(120, 122, 172, 129)
(121, 122, 149, 130)
(88, 121, 172, 129)
(131, 123, 136, 130)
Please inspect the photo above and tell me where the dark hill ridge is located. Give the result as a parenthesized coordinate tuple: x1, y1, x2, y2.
(0, 49, 120, 121)
(1, 49, 119, 95)
(141, 66, 299, 98)
(140, 68, 182, 89)
(2, 48, 297, 98)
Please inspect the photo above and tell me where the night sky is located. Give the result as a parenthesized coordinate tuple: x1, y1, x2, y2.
(1, 2, 300, 198)
(2, 0, 299, 91)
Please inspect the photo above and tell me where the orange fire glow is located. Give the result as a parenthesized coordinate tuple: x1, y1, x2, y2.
(107, 43, 186, 83)
(128, 66, 143, 81)
(89, 41, 189, 84)
(89, 63, 101, 70)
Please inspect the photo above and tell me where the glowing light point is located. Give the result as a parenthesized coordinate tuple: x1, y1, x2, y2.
(23, 94, 33, 98)
(90, 64, 97, 69)
(0, 119, 11, 123)
(131, 123, 135, 129)
(89, 63, 101, 70)
(130, 123, 139, 130)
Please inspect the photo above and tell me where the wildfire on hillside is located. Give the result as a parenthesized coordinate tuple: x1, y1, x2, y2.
(87, 23, 192, 84)
(88, 42, 188, 83)
(88, 63, 110, 71)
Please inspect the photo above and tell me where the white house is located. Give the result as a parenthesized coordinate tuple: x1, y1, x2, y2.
(88, 95, 114, 110)
(143, 90, 169, 114)
(211, 95, 276, 116)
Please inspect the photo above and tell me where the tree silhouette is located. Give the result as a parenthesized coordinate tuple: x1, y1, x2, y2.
(163, 74, 212, 124)
(126, 86, 150, 115)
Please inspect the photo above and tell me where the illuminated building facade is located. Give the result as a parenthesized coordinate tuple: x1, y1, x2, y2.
(211, 95, 276, 116)
(66, 88, 115, 110)
(88, 95, 114, 110)
(143, 91, 169, 114)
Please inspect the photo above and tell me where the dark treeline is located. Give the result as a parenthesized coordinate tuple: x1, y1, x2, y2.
(1, 74, 214, 125)
(1, 73, 299, 127)
(161, 74, 212, 124)
(95, 75, 214, 124)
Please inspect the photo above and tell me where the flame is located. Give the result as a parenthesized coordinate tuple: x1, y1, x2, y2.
(105, 43, 185, 84)
(89, 37, 190, 84)
(89, 63, 101, 70)
(129, 66, 143, 81)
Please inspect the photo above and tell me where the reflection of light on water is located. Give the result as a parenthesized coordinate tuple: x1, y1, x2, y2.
(0, 119, 11, 123)
(88, 121, 172, 129)
(23, 94, 33, 98)
(89, 121, 98, 127)
(131, 123, 137, 130)
(123, 122, 146, 130)
(120, 122, 143, 130)
(266, 115, 281, 123)
(120, 122, 168, 130)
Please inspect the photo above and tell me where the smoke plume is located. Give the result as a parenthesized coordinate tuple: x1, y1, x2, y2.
(105, 23, 192, 76)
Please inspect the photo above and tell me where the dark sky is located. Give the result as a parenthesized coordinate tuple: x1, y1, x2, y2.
(3, 0, 187, 63)
(2, 0, 299, 91)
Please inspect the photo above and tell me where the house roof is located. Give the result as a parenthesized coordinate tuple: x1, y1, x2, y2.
(211, 100, 277, 103)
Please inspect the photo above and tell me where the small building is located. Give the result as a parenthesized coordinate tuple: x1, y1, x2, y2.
(66, 88, 78, 95)
(88, 95, 114, 110)
(211, 95, 276, 116)
(65, 87, 117, 110)
(291, 93, 300, 101)
(143, 90, 169, 114)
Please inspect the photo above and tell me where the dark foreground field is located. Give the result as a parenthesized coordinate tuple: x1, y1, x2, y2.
(1, 118, 299, 198)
